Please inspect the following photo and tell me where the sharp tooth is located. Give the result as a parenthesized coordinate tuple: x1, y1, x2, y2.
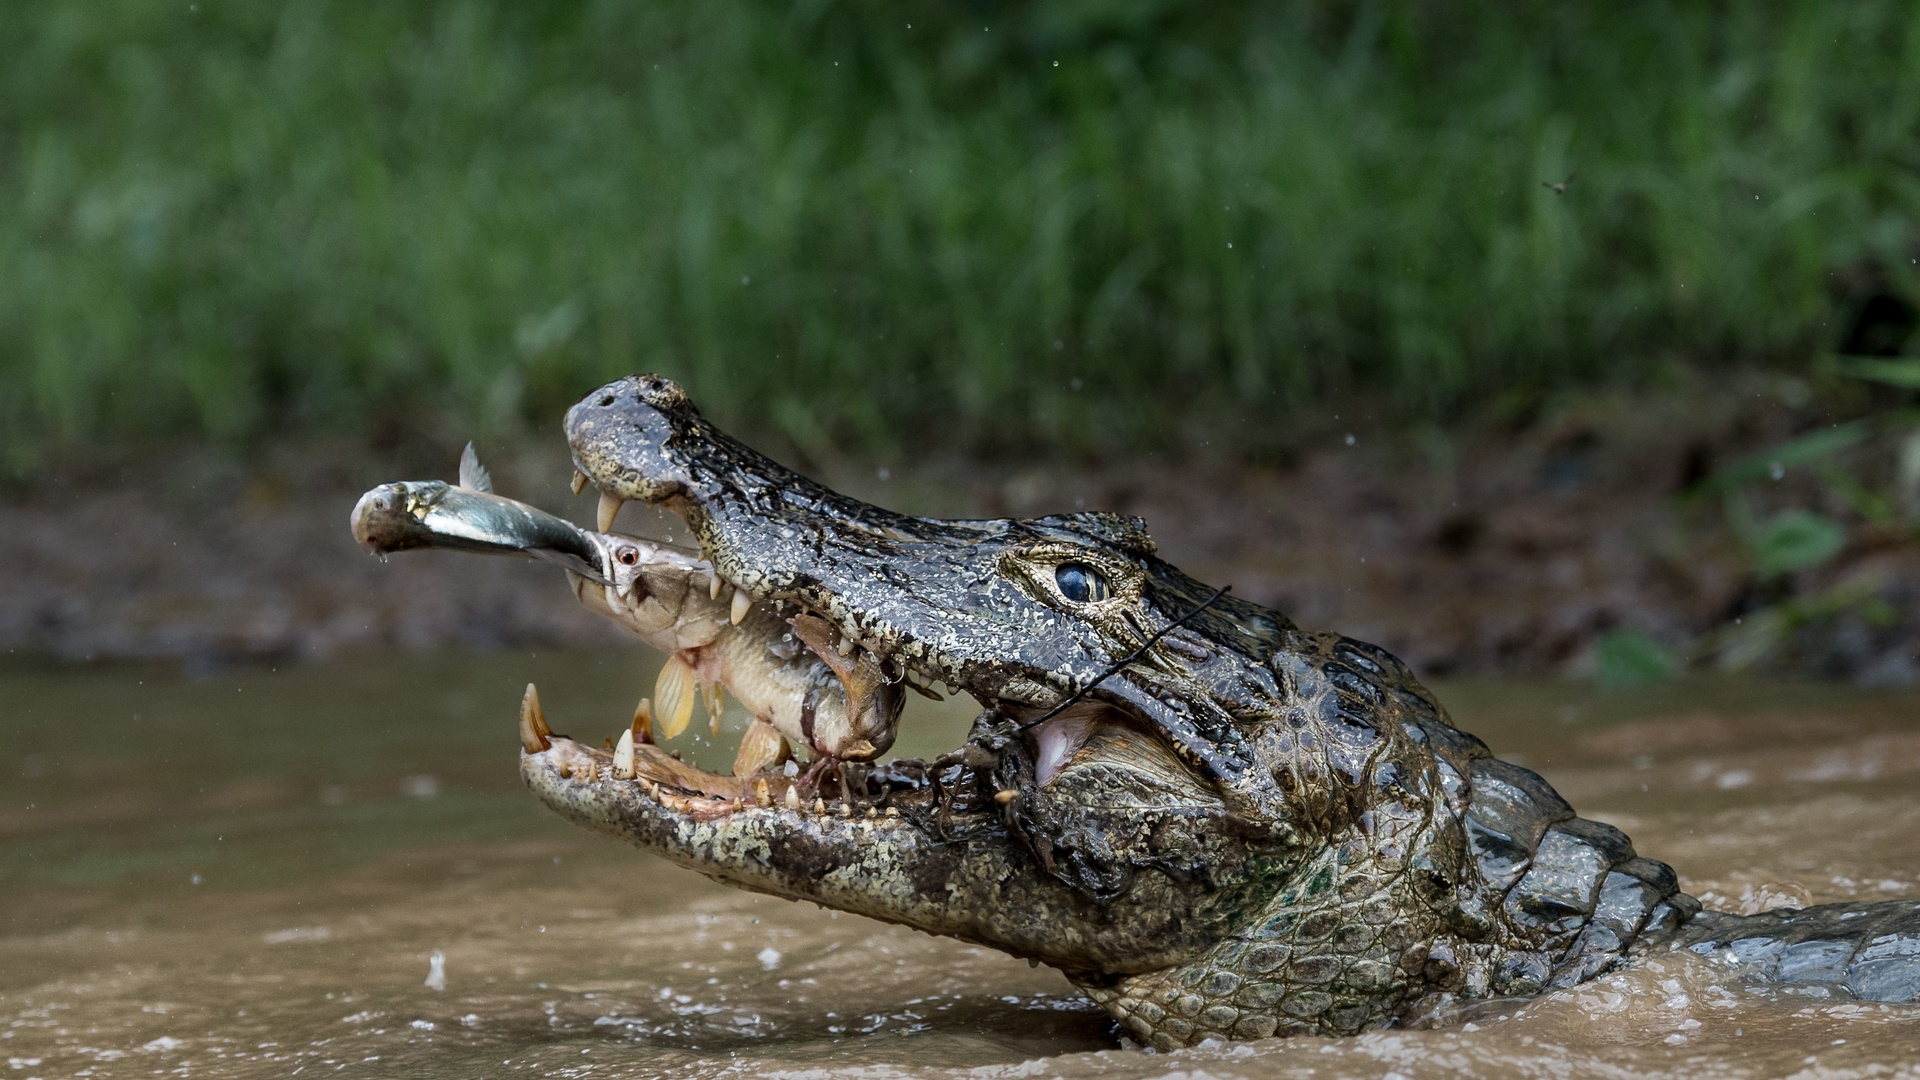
(653, 656, 696, 739)
(812, 797, 827, 815)
(730, 587, 752, 626)
(837, 634, 855, 658)
(709, 575, 723, 601)
(785, 786, 801, 810)
(731, 718, 791, 777)
(613, 728, 636, 779)
(520, 684, 552, 753)
(597, 491, 625, 532)
(571, 468, 589, 496)
(755, 779, 772, 808)
(703, 681, 726, 735)
(630, 698, 654, 744)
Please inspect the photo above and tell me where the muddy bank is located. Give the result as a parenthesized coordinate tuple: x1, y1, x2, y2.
(5, 379, 1917, 681)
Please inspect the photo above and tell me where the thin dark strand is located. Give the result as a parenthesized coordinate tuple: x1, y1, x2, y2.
(1015, 585, 1231, 733)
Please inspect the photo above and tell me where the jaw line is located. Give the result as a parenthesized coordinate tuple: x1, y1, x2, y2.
(521, 735, 973, 916)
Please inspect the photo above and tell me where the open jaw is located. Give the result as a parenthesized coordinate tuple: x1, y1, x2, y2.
(348, 464, 909, 781)
(513, 634, 1276, 992)
(482, 374, 1713, 1049)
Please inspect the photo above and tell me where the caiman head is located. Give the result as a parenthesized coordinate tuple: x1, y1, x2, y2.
(531, 374, 1697, 1048)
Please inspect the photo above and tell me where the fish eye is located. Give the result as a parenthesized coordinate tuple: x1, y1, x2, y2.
(1054, 562, 1109, 603)
(615, 546, 641, 567)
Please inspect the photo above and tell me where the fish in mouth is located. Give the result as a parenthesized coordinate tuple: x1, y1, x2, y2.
(353, 377, 1920, 1049)
(350, 446, 905, 788)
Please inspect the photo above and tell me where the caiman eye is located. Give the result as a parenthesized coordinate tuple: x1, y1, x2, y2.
(1054, 563, 1110, 603)
(615, 546, 641, 567)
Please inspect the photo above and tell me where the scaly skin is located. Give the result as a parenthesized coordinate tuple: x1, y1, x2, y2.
(511, 374, 1919, 1048)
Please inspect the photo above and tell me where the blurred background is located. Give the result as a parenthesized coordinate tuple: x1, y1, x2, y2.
(3, 0, 1920, 680)
(7, 8, 1920, 1073)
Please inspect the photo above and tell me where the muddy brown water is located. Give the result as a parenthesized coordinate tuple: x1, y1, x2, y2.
(4, 650, 1919, 1078)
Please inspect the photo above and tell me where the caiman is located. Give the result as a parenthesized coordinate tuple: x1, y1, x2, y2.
(361, 375, 1920, 1049)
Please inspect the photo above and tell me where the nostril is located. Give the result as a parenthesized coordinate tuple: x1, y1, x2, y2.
(597, 394, 616, 407)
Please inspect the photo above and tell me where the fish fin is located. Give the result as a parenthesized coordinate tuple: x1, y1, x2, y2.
(457, 441, 493, 493)
(654, 656, 697, 739)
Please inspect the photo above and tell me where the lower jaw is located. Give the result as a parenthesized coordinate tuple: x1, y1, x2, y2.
(518, 683, 957, 823)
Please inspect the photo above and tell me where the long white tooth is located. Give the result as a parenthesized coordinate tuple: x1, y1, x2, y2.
(730, 587, 752, 626)
(837, 634, 855, 658)
(785, 785, 801, 810)
(631, 698, 654, 744)
(571, 468, 589, 496)
(754, 779, 773, 808)
(613, 728, 636, 779)
(597, 491, 625, 532)
(653, 656, 696, 739)
(519, 683, 551, 753)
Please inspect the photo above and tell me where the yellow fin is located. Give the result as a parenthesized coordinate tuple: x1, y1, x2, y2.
(654, 656, 696, 739)
(731, 718, 790, 777)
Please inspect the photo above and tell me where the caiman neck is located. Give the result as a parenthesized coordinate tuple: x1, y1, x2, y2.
(1081, 636, 1699, 1047)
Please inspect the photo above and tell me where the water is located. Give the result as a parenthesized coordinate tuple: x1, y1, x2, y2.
(4, 651, 1919, 1077)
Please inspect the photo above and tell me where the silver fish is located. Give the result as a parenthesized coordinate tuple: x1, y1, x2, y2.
(350, 446, 902, 768)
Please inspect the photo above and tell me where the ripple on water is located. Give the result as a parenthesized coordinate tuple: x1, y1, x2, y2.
(3, 658, 1919, 1078)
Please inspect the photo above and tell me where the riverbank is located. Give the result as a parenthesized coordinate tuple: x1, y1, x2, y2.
(5, 375, 1916, 684)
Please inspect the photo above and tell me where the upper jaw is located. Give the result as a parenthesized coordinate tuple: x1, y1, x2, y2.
(561, 375, 1260, 791)
(565, 375, 1012, 706)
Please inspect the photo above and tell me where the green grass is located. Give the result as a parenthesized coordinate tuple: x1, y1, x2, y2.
(3, 2, 1918, 459)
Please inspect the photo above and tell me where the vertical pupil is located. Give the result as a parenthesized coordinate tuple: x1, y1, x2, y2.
(1056, 564, 1093, 602)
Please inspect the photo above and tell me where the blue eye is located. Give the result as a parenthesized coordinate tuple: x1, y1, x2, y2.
(1054, 563, 1109, 603)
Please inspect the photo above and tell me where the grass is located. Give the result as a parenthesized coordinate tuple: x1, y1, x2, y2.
(2, 1, 1918, 461)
